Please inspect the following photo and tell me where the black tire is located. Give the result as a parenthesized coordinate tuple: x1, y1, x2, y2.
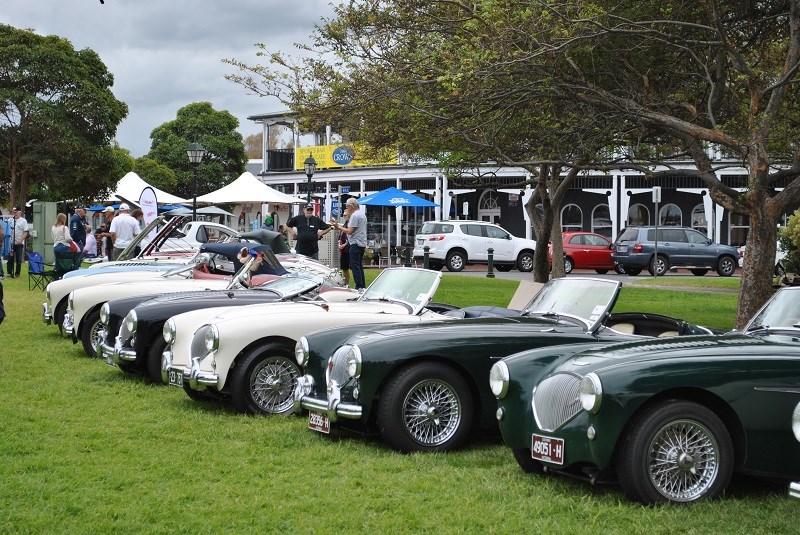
(595, 269, 609, 274)
(377, 361, 473, 452)
(616, 400, 733, 504)
(716, 256, 737, 277)
(648, 255, 668, 276)
(229, 342, 301, 415)
(54, 299, 68, 335)
(80, 310, 103, 358)
(517, 251, 534, 272)
(445, 250, 466, 272)
(512, 448, 545, 474)
(564, 257, 574, 274)
(691, 269, 709, 276)
(146, 338, 168, 384)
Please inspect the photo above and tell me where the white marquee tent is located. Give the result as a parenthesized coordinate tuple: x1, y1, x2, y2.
(196, 172, 303, 205)
(103, 171, 188, 204)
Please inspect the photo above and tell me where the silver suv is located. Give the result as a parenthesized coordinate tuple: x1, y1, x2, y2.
(611, 226, 739, 277)
(412, 220, 537, 272)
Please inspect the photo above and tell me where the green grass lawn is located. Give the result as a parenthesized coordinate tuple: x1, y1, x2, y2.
(0, 270, 793, 534)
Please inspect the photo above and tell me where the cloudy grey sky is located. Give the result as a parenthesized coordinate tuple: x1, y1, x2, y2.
(1, 0, 335, 156)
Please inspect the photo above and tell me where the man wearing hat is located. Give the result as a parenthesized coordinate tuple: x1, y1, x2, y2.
(286, 203, 332, 259)
(99, 207, 116, 260)
(109, 203, 140, 259)
(69, 204, 88, 268)
(7, 206, 29, 278)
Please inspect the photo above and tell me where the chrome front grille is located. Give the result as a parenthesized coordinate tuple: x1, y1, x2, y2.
(532, 372, 583, 432)
(326, 345, 353, 388)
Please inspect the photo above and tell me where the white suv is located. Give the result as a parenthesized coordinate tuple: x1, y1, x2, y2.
(412, 220, 536, 272)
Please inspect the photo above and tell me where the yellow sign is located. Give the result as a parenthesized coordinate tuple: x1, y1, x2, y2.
(295, 143, 397, 170)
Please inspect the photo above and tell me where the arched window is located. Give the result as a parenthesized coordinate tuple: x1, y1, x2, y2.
(561, 204, 582, 232)
(592, 205, 612, 237)
(691, 204, 707, 234)
(627, 204, 649, 226)
(478, 190, 500, 223)
(659, 203, 682, 226)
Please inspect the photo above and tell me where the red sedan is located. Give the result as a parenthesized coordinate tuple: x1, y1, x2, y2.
(549, 231, 620, 274)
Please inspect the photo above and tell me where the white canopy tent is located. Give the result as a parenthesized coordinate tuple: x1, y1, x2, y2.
(196, 172, 304, 205)
(103, 171, 188, 204)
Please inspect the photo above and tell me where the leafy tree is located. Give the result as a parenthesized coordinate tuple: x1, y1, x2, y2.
(0, 24, 128, 208)
(147, 102, 247, 200)
(780, 212, 800, 274)
(133, 157, 177, 193)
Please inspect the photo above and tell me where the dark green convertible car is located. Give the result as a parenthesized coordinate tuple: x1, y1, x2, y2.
(293, 277, 713, 453)
(491, 285, 800, 504)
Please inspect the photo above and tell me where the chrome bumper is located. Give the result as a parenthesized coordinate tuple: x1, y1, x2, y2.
(62, 312, 74, 338)
(162, 352, 219, 390)
(293, 375, 363, 421)
(791, 482, 800, 499)
(42, 302, 52, 325)
(102, 335, 137, 366)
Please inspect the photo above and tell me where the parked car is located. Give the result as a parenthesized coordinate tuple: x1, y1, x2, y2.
(611, 226, 739, 276)
(293, 278, 713, 453)
(411, 220, 536, 272)
(162, 268, 460, 416)
(100, 272, 354, 383)
(549, 231, 620, 274)
(492, 285, 800, 504)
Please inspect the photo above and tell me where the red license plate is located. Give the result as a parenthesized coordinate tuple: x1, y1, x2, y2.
(308, 411, 330, 434)
(531, 433, 564, 465)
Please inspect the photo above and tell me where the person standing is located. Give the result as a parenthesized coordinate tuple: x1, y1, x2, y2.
(286, 203, 332, 259)
(52, 213, 74, 256)
(7, 206, 29, 278)
(109, 203, 140, 259)
(68, 204, 88, 268)
(331, 198, 367, 290)
(337, 214, 351, 287)
(99, 207, 116, 260)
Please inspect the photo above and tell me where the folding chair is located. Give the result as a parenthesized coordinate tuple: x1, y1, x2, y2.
(52, 252, 77, 281)
(28, 251, 55, 291)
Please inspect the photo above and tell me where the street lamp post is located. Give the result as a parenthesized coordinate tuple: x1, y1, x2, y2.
(186, 142, 206, 220)
(303, 154, 317, 204)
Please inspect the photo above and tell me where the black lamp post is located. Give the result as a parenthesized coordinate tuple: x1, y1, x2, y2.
(303, 154, 317, 204)
(186, 142, 206, 220)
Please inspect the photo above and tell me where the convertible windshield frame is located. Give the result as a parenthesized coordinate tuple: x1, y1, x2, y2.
(522, 277, 622, 332)
(358, 267, 442, 315)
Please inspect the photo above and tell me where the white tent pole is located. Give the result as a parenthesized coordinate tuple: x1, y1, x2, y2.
(387, 215, 392, 267)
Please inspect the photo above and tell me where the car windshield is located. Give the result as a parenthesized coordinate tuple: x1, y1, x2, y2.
(522, 278, 621, 331)
(359, 268, 442, 314)
(744, 287, 800, 331)
(251, 274, 323, 298)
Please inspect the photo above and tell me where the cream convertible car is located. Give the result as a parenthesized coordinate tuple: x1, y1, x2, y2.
(162, 268, 460, 416)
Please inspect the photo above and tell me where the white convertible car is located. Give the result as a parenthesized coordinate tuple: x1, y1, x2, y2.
(162, 268, 456, 416)
(61, 243, 344, 357)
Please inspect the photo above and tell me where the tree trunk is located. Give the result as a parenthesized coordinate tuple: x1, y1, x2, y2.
(736, 196, 779, 329)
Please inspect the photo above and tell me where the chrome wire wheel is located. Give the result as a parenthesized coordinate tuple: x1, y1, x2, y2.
(402, 379, 462, 446)
(249, 356, 300, 414)
(647, 419, 720, 502)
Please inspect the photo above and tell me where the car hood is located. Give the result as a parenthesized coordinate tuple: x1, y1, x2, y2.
(134, 290, 284, 320)
(551, 333, 790, 373)
(207, 299, 415, 323)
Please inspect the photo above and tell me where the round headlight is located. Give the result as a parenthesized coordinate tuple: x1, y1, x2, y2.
(345, 345, 362, 378)
(295, 337, 310, 367)
(100, 302, 110, 325)
(489, 361, 510, 398)
(792, 401, 800, 442)
(579, 373, 603, 413)
(124, 310, 138, 333)
(163, 318, 176, 345)
(203, 324, 219, 354)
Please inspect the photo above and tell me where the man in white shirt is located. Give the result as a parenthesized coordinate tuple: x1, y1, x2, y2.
(7, 206, 29, 278)
(109, 203, 140, 258)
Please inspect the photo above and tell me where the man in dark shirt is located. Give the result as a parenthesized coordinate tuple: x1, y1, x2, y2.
(286, 203, 332, 259)
(68, 204, 88, 268)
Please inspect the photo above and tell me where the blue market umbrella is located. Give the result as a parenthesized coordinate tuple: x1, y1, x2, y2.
(357, 187, 439, 207)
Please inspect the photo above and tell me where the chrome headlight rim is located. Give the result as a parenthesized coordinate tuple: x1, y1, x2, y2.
(295, 337, 310, 367)
(203, 324, 220, 355)
(100, 302, 110, 325)
(163, 318, 176, 345)
(579, 372, 603, 414)
(489, 361, 510, 399)
(67, 291, 75, 311)
(124, 309, 138, 334)
(345, 345, 362, 378)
